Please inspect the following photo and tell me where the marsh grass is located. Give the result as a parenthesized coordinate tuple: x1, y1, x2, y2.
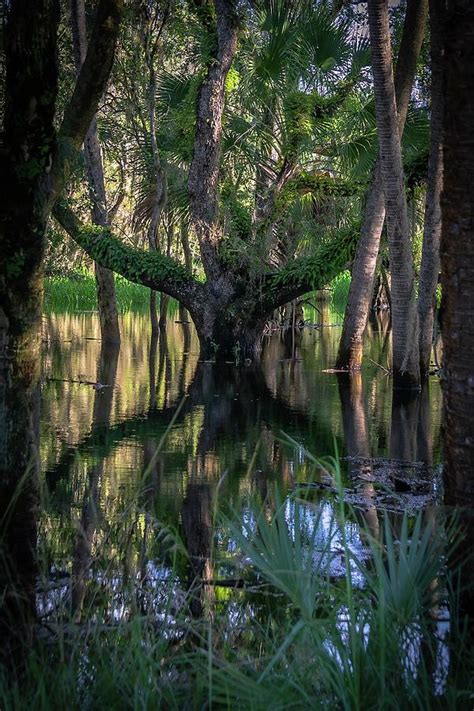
(0, 455, 473, 710)
(329, 270, 351, 307)
(44, 272, 163, 312)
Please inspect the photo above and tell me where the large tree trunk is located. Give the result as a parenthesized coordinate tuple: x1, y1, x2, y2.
(441, 0, 474, 505)
(1, 0, 121, 660)
(336, 0, 427, 371)
(368, 0, 420, 389)
(187, 0, 238, 296)
(71, 0, 120, 344)
(441, 0, 474, 631)
(417, 0, 445, 378)
(0, 0, 60, 661)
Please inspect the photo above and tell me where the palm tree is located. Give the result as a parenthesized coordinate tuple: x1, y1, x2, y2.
(71, 0, 121, 344)
(417, 0, 445, 378)
(336, 0, 427, 371)
(441, 0, 474, 504)
(367, 0, 420, 389)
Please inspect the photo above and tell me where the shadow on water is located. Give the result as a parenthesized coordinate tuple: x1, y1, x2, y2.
(2, 309, 473, 691)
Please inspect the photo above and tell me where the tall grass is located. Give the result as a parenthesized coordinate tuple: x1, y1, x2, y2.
(329, 270, 351, 307)
(44, 272, 152, 312)
(0, 457, 472, 709)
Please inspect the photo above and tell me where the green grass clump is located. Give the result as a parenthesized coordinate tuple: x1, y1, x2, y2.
(44, 272, 151, 312)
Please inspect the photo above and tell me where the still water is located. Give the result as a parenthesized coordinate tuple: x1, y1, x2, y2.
(38, 307, 444, 625)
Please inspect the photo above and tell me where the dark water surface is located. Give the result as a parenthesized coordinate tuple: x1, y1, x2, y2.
(38, 308, 445, 621)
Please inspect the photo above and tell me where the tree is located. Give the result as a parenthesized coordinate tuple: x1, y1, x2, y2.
(417, 0, 445, 378)
(441, 0, 474, 504)
(336, 0, 427, 371)
(0, 0, 122, 495)
(71, 0, 121, 344)
(367, 0, 420, 389)
(54, 0, 366, 361)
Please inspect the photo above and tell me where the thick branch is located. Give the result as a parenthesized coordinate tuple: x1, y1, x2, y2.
(49, 0, 122, 206)
(258, 225, 359, 314)
(53, 203, 204, 310)
(187, 0, 238, 280)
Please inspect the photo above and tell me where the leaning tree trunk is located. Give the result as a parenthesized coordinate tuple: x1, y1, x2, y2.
(71, 0, 120, 344)
(336, 0, 427, 371)
(368, 0, 420, 389)
(417, 0, 445, 379)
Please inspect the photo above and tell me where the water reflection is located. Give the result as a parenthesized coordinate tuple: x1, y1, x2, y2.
(2, 311, 450, 662)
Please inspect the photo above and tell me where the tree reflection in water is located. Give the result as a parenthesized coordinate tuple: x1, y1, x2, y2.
(1, 310, 454, 661)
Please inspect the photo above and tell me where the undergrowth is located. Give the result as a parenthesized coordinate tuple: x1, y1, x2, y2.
(0, 453, 472, 709)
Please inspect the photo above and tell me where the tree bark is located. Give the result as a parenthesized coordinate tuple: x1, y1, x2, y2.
(145, 33, 167, 335)
(368, 0, 420, 388)
(441, 0, 474, 504)
(336, 0, 427, 371)
(187, 0, 238, 293)
(417, 0, 445, 378)
(0, 0, 121, 657)
(49, 0, 123, 209)
(71, 0, 120, 345)
(0, 0, 60, 662)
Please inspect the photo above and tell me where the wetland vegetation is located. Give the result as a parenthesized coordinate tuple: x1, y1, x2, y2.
(1, 0, 474, 708)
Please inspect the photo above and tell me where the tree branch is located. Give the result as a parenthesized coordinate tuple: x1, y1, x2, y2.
(257, 225, 359, 315)
(49, 0, 123, 206)
(52, 202, 205, 310)
(187, 0, 239, 280)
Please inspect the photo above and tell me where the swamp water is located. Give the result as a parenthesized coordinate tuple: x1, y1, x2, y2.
(3, 306, 468, 707)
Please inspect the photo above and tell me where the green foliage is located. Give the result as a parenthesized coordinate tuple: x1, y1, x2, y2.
(270, 224, 359, 293)
(3, 461, 471, 709)
(329, 270, 351, 306)
(44, 273, 151, 312)
(76, 224, 192, 288)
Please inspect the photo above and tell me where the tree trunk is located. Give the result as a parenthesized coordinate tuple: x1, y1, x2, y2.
(417, 0, 445, 378)
(71, 0, 120, 344)
(0, 0, 60, 662)
(187, 0, 238, 292)
(441, 0, 474, 634)
(368, 0, 420, 389)
(336, 0, 427, 370)
(159, 222, 173, 328)
(441, 0, 474, 504)
(194, 306, 266, 363)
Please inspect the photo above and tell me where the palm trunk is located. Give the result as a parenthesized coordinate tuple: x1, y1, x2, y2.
(441, 1, 474, 631)
(71, 0, 120, 344)
(336, 0, 427, 370)
(417, 0, 445, 378)
(441, 0, 474, 504)
(187, 0, 238, 291)
(368, 0, 420, 389)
